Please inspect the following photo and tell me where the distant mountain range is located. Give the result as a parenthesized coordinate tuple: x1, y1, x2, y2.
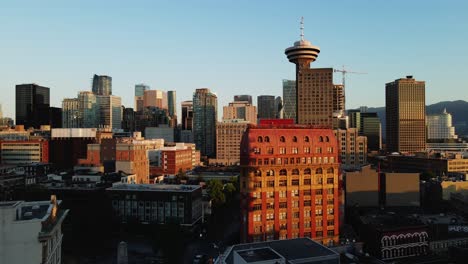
(356, 100, 468, 139)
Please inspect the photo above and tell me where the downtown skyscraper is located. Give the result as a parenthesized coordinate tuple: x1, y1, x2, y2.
(386, 76, 426, 153)
(193, 88, 217, 158)
(282, 79, 296, 122)
(15, 84, 50, 128)
(92, 74, 112, 96)
(285, 20, 334, 127)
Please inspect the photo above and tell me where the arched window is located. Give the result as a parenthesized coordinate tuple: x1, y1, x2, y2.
(264, 136, 270, 142)
(319, 136, 324, 142)
(327, 168, 334, 174)
(304, 168, 311, 175)
(292, 136, 297, 142)
(325, 136, 330, 142)
(257, 136, 263, 143)
(280, 136, 285, 142)
(279, 169, 287, 176)
(292, 169, 299, 175)
(316, 168, 323, 174)
(254, 170, 262, 176)
(266, 170, 275, 176)
(304, 136, 309, 142)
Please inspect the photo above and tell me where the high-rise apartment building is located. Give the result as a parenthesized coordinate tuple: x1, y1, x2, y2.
(282, 80, 297, 122)
(15, 84, 50, 128)
(386, 76, 426, 153)
(333, 85, 345, 115)
(122, 107, 135, 132)
(427, 109, 458, 141)
(285, 21, 335, 127)
(134, 84, 149, 112)
(97, 95, 122, 130)
(234, 95, 253, 105)
(92, 74, 112, 96)
(193, 88, 217, 158)
(240, 124, 340, 244)
(222, 101, 257, 124)
(257, 95, 276, 120)
(181, 101, 194, 131)
(275, 96, 284, 119)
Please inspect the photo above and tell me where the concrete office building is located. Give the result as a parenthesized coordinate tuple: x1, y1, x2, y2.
(427, 109, 458, 141)
(285, 20, 335, 127)
(219, 238, 340, 264)
(107, 184, 202, 226)
(234, 95, 253, 105)
(134, 84, 149, 112)
(0, 140, 49, 165)
(15, 84, 50, 129)
(386, 76, 426, 153)
(240, 123, 340, 244)
(145, 125, 174, 142)
(222, 101, 256, 124)
(92, 74, 112, 96)
(282, 79, 297, 122)
(143, 90, 165, 109)
(257, 95, 276, 120)
(0, 196, 69, 264)
(334, 128, 367, 169)
(193, 88, 217, 158)
(212, 120, 250, 166)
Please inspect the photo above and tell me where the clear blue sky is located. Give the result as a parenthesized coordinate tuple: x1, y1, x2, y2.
(1, 0, 467, 119)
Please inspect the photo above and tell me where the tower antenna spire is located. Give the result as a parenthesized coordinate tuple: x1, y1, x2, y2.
(300, 16, 304, 40)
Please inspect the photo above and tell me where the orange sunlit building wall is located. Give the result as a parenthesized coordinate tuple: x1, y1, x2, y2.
(240, 124, 339, 245)
(116, 143, 150, 184)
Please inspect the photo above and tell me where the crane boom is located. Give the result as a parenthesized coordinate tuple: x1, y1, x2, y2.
(333, 65, 367, 111)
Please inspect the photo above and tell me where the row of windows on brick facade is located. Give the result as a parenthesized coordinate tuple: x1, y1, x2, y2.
(252, 177, 335, 188)
(256, 135, 331, 143)
(252, 200, 334, 211)
(252, 146, 334, 155)
(252, 167, 334, 176)
(252, 188, 334, 198)
(253, 227, 335, 238)
(252, 189, 335, 199)
(253, 214, 335, 225)
(249, 157, 336, 166)
(252, 230, 335, 242)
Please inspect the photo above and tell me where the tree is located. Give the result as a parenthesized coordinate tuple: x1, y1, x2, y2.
(207, 179, 226, 207)
(224, 182, 236, 201)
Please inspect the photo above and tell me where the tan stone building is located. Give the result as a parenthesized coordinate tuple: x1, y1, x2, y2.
(222, 101, 256, 124)
(211, 120, 249, 166)
(334, 128, 367, 169)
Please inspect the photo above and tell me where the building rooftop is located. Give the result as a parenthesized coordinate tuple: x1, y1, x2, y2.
(222, 238, 339, 264)
(107, 183, 201, 192)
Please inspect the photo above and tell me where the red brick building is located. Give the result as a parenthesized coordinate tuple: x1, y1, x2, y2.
(240, 124, 340, 244)
(150, 147, 193, 175)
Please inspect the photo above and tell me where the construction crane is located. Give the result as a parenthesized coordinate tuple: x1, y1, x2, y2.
(333, 66, 367, 111)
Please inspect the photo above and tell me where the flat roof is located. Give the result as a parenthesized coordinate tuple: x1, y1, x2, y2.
(236, 247, 283, 263)
(107, 183, 201, 192)
(223, 238, 339, 264)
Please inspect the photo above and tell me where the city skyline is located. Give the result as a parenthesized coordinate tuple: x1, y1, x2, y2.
(1, 1, 467, 120)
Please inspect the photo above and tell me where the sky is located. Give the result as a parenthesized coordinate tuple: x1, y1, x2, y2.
(1, 0, 467, 120)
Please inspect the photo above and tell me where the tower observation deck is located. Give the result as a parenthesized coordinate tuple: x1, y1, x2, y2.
(285, 17, 320, 68)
